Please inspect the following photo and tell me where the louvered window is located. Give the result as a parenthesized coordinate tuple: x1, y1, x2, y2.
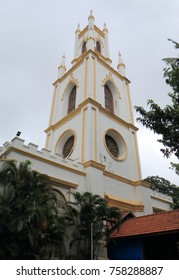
(104, 85, 114, 113)
(105, 135, 119, 158)
(82, 41, 87, 53)
(62, 136, 74, 158)
(68, 86, 76, 114)
(96, 41, 101, 53)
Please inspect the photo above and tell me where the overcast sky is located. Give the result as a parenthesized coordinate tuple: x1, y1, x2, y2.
(0, 0, 178, 185)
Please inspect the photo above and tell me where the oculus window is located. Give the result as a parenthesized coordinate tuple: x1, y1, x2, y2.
(104, 129, 127, 161)
(105, 135, 119, 158)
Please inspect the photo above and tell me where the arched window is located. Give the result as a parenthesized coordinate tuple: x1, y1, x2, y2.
(62, 135, 74, 158)
(68, 86, 76, 114)
(82, 41, 86, 53)
(96, 41, 101, 53)
(104, 84, 114, 113)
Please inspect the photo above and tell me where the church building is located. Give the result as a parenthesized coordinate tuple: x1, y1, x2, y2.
(0, 11, 172, 216)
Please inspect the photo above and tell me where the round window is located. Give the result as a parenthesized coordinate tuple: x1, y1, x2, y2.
(62, 135, 74, 158)
(105, 135, 119, 158)
(104, 129, 127, 161)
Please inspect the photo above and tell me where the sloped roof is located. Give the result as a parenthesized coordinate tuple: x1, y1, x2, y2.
(112, 210, 179, 238)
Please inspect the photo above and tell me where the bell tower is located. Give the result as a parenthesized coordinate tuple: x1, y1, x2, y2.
(45, 10, 141, 182)
(0, 11, 172, 216)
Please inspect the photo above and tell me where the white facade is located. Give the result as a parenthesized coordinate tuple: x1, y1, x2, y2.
(0, 12, 172, 215)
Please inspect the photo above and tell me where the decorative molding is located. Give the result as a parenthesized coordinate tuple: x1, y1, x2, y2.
(105, 194, 144, 212)
(45, 97, 138, 134)
(102, 72, 121, 98)
(53, 50, 130, 88)
(94, 25, 105, 38)
(61, 74, 79, 101)
(104, 170, 146, 188)
(83, 160, 105, 171)
(79, 25, 88, 39)
(49, 175, 78, 189)
(45, 107, 81, 133)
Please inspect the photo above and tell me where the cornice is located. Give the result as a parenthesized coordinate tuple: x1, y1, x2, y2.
(49, 175, 78, 188)
(94, 25, 105, 38)
(79, 25, 88, 38)
(83, 160, 105, 171)
(105, 193, 144, 212)
(104, 170, 144, 187)
(53, 49, 130, 87)
(45, 97, 138, 133)
(78, 25, 105, 39)
(45, 107, 81, 133)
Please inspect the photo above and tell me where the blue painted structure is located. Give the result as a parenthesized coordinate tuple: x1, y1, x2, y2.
(108, 238, 143, 260)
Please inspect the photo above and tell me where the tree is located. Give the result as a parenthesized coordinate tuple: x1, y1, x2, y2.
(144, 175, 179, 209)
(0, 160, 65, 259)
(65, 192, 121, 259)
(135, 39, 179, 174)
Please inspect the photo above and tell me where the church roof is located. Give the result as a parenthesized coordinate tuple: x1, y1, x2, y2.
(112, 210, 179, 238)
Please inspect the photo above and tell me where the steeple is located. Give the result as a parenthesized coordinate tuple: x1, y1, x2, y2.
(117, 51, 126, 76)
(88, 10, 95, 30)
(42, 13, 172, 217)
(72, 11, 111, 65)
(87, 10, 95, 50)
(74, 24, 81, 59)
(103, 22, 109, 58)
(58, 54, 66, 78)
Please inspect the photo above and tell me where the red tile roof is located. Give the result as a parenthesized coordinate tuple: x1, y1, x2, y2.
(112, 210, 179, 238)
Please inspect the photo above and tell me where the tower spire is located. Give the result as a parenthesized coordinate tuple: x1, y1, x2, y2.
(117, 51, 125, 76)
(58, 53, 66, 78)
(88, 10, 94, 30)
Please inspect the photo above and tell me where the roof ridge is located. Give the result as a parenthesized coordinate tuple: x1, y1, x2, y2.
(130, 209, 179, 220)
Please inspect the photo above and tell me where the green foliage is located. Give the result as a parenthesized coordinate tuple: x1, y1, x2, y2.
(144, 175, 179, 209)
(65, 191, 121, 259)
(0, 160, 65, 259)
(135, 39, 179, 173)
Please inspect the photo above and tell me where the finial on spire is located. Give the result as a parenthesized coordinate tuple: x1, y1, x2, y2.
(103, 22, 108, 32)
(88, 9, 95, 31)
(75, 23, 81, 33)
(58, 53, 66, 78)
(117, 51, 125, 76)
(61, 53, 65, 66)
(88, 9, 95, 21)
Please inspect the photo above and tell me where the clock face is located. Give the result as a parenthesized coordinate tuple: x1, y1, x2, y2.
(105, 135, 119, 158)
(62, 135, 74, 158)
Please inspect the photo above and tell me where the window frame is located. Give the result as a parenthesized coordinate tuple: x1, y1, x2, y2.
(67, 85, 76, 114)
(82, 41, 87, 53)
(96, 41, 101, 53)
(104, 84, 114, 113)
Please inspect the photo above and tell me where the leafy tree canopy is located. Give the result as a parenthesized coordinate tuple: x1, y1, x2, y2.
(0, 160, 65, 259)
(135, 39, 179, 174)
